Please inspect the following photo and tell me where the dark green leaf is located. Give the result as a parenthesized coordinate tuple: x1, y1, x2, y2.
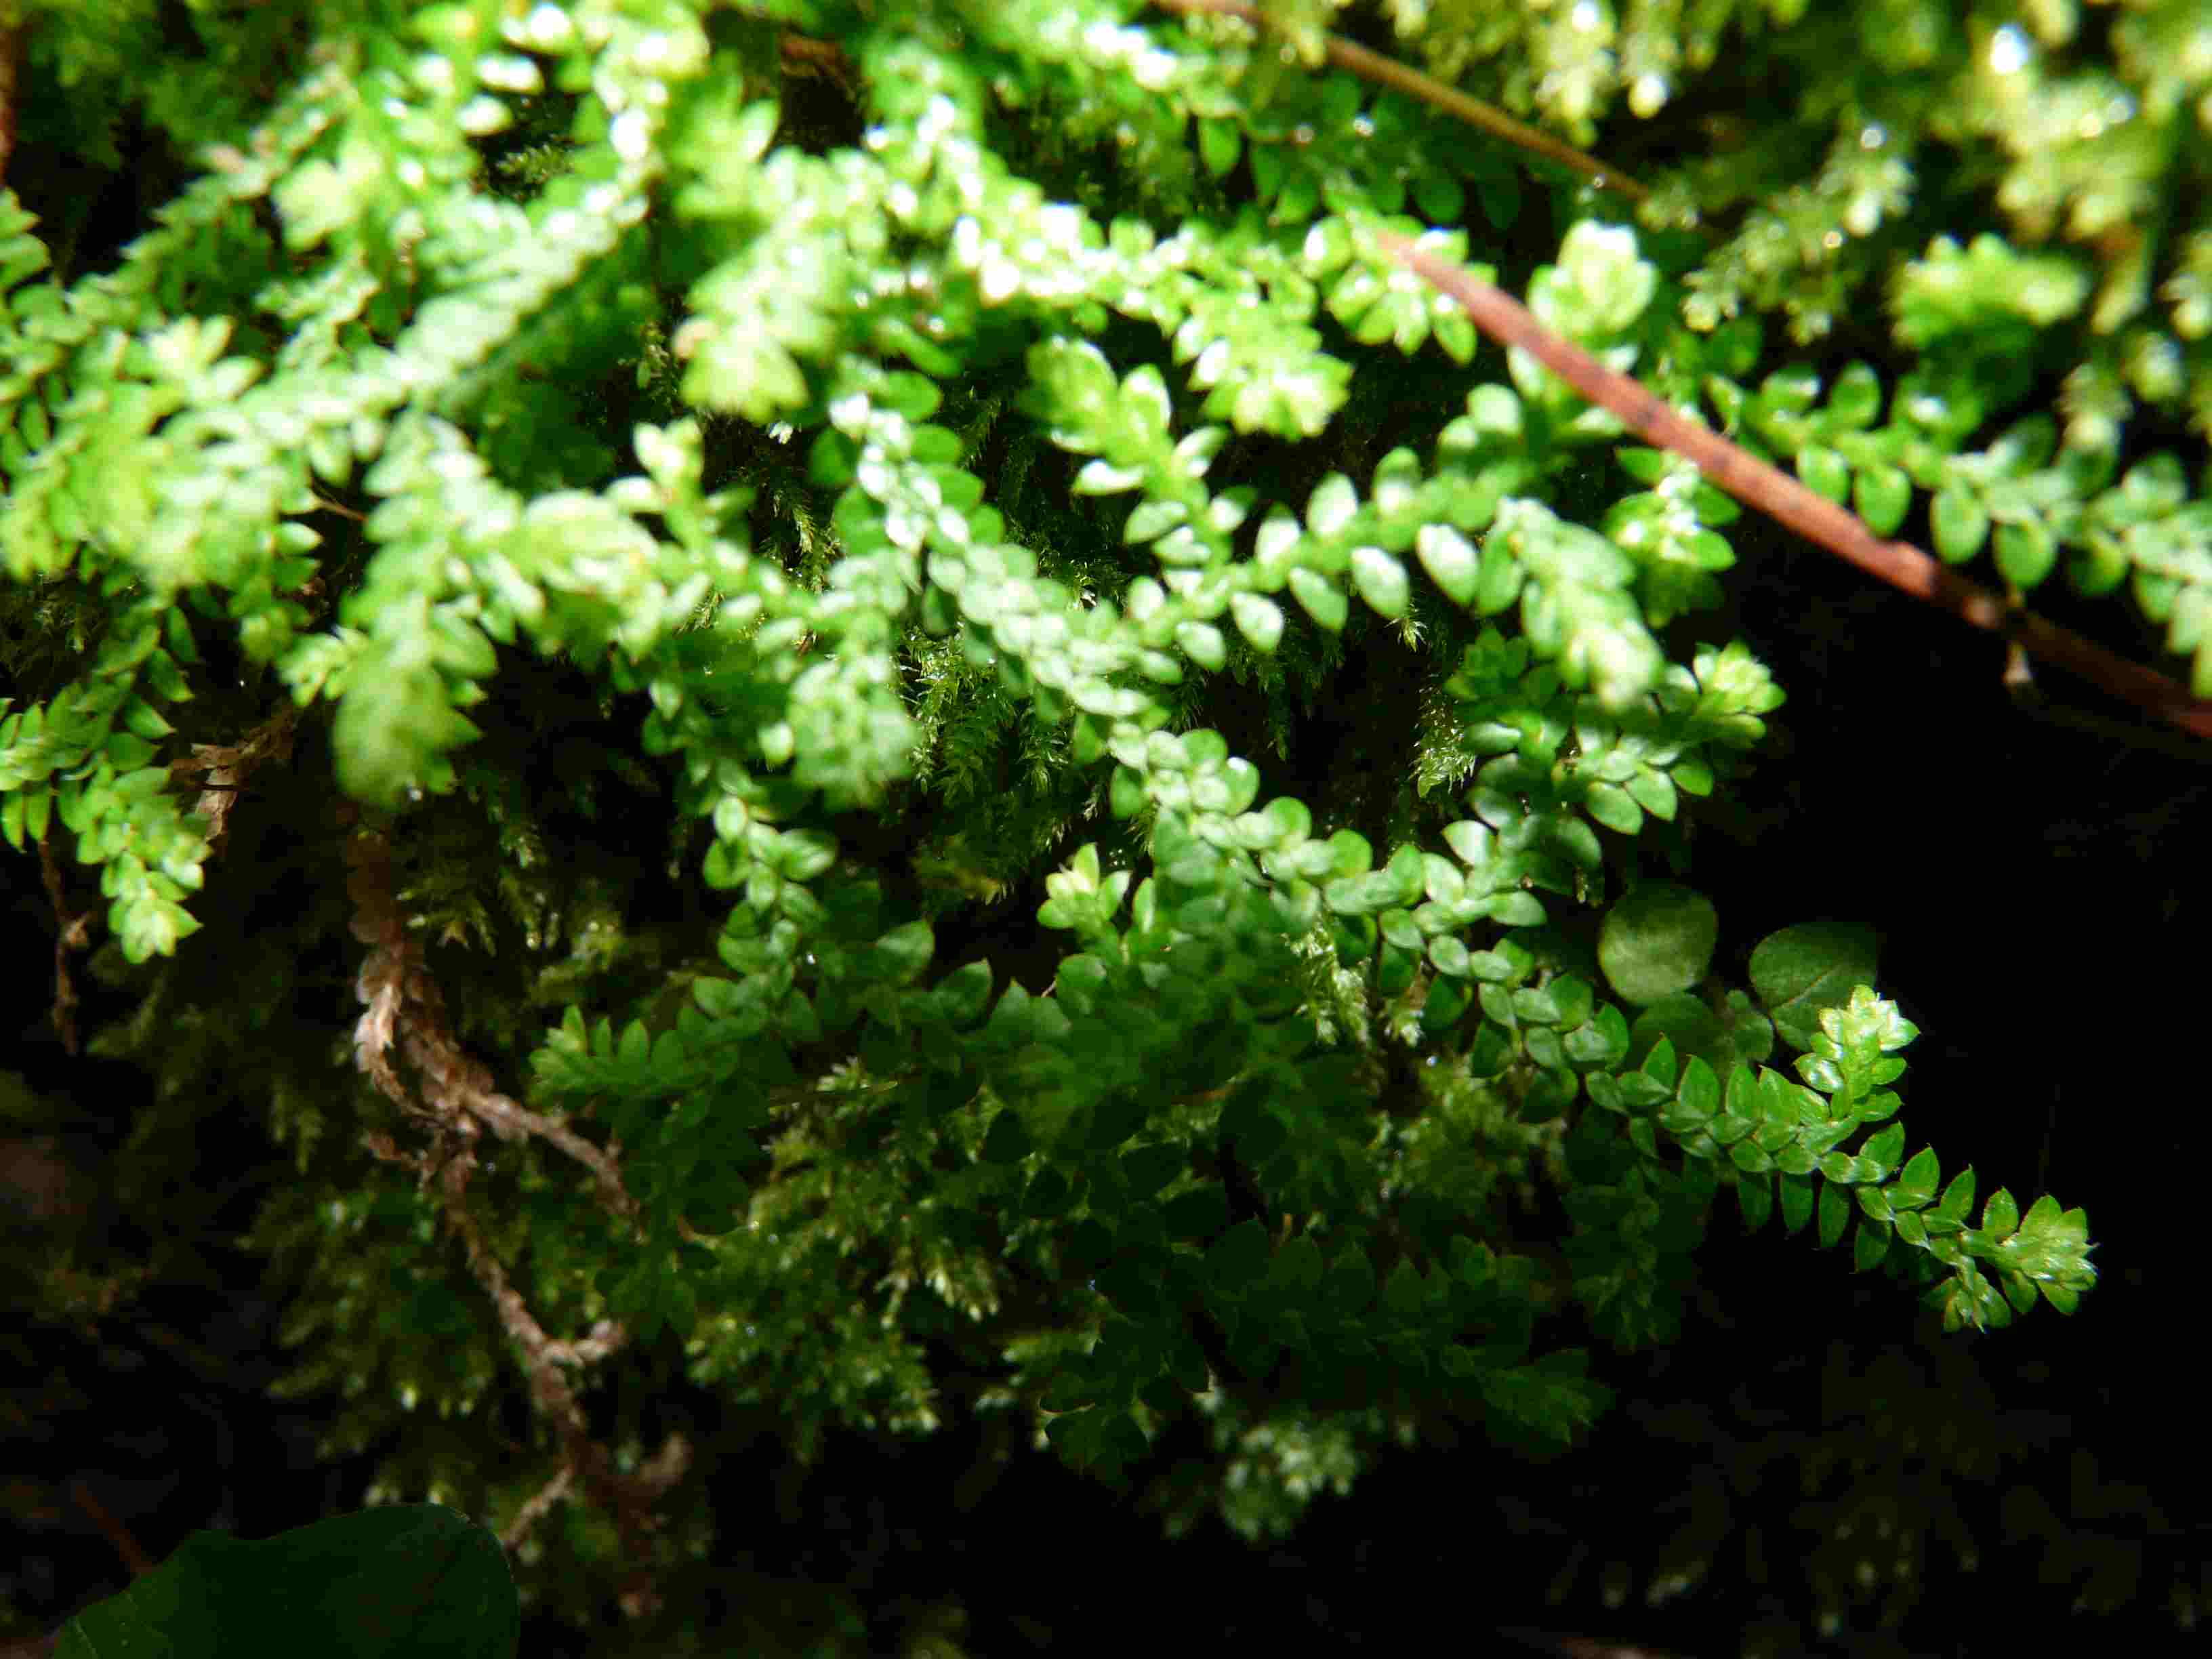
(1736, 1174, 1772, 1231)
(1598, 882, 1718, 1005)
(1779, 1172, 1814, 1233)
(1206, 1218, 1273, 1292)
(1323, 1242, 1376, 1314)
(1852, 1218, 1892, 1271)
(1162, 1182, 1229, 1238)
(935, 958, 994, 1026)
(980, 1109, 1031, 1165)
(1818, 1179, 1850, 1248)
(56, 1505, 517, 1659)
(1381, 1257, 1427, 1317)
(1748, 922, 1878, 1051)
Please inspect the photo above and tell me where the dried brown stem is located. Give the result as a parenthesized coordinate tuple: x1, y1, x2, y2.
(344, 823, 638, 1218)
(69, 1478, 155, 1579)
(433, 1153, 685, 1617)
(344, 815, 682, 1615)
(1378, 232, 2212, 745)
(171, 706, 299, 855)
(41, 840, 89, 1056)
(1151, 0, 1647, 203)
(0, 26, 21, 194)
(501, 1463, 575, 1552)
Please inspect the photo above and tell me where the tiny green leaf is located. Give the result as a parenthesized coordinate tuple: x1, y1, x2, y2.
(1230, 592, 1284, 652)
(1931, 488, 1988, 562)
(1797, 445, 1849, 503)
(1853, 464, 1912, 537)
(1994, 519, 2057, 588)
(1349, 546, 1409, 617)
(1412, 524, 1477, 605)
(1288, 567, 1348, 631)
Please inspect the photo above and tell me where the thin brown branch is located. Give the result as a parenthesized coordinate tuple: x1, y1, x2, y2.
(343, 821, 638, 1219)
(69, 1478, 156, 1579)
(170, 705, 298, 855)
(500, 1463, 574, 1553)
(435, 1154, 684, 1619)
(342, 811, 686, 1615)
(1377, 231, 2212, 745)
(1150, 0, 1647, 203)
(41, 840, 90, 1056)
(778, 31, 853, 87)
(0, 26, 22, 194)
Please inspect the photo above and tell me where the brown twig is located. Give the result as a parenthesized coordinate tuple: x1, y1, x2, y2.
(69, 1478, 156, 1579)
(170, 705, 300, 855)
(501, 1462, 575, 1552)
(40, 840, 91, 1056)
(344, 822, 638, 1216)
(344, 813, 685, 1615)
(429, 1152, 686, 1616)
(1377, 231, 2212, 745)
(1151, 0, 1648, 204)
(778, 30, 853, 87)
(0, 26, 22, 194)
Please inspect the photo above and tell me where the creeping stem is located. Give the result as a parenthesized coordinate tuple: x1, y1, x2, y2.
(1378, 232, 2212, 745)
(1151, 0, 1649, 204)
